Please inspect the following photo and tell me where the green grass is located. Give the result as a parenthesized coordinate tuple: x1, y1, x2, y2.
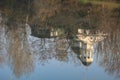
(79, 0, 120, 9)
(90, 1, 120, 8)
(79, 0, 89, 3)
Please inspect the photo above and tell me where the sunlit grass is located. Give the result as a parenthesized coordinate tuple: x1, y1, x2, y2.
(80, 0, 120, 9)
(91, 1, 119, 8)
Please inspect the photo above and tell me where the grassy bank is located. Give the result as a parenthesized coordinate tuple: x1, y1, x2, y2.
(80, 0, 120, 9)
(90, 1, 119, 8)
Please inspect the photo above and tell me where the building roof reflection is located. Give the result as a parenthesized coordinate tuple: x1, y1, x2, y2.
(30, 25, 66, 38)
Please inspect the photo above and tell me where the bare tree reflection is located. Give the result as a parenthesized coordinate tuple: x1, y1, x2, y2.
(0, 1, 120, 79)
(5, 24, 34, 78)
(30, 35, 81, 66)
(0, 18, 6, 67)
(30, 25, 74, 64)
(55, 38, 69, 62)
(96, 30, 120, 78)
(96, 7, 120, 78)
(0, 55, 4, 67)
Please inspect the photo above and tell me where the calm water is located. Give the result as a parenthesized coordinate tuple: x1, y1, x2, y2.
(0, 0, 120, 80)
(0, 24, 119, 80)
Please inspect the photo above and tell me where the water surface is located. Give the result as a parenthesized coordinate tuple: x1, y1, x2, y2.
(0, 0, 120, 80)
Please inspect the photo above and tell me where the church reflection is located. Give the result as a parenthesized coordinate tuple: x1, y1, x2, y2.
(30, 25, 107, 67)
(71, 28, 106, 66)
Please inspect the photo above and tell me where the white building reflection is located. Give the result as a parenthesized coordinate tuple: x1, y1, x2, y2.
(72, 28, 106, 66)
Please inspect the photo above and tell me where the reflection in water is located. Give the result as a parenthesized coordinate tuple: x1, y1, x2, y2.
(0, 54, 5, 68)
(55, 38, 69, 62)
(96, 29, 120, 78)
(31, 25, 66, 38)
(0, 19, 6, 67)
(0, 23, 34, 78)
(95, 6, 120, 78)
(0, 0, 120, 80)
(30, 26, 71, 64)
(71, 28, 106, 66)
(0, 20, 120, 79)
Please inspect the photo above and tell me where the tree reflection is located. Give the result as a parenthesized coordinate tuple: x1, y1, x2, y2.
(0, 21, 6, 67)
(30, 25, 82, 64)
(0, 0, 120, 79)
(31, 38, 70, 63)
(96, 30, 120, 78)
(0, 55, 4, 67)
(96, 7, 120, 78)
(5, 25, 34, 78)
(55, 38, 69, 62)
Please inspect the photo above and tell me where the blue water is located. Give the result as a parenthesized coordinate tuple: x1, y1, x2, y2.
(0, 50, 118, 80)
(0, 26, 119, 80)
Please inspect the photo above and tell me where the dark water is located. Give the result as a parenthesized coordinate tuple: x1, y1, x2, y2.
(0, 0, 120, 80)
